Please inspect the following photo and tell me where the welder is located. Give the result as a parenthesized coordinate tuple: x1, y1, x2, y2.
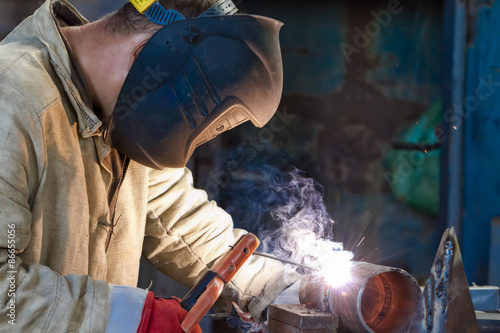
(0, 0, 309, 332)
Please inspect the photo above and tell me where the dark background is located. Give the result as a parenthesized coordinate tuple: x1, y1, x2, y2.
(1, 0, 498, 296)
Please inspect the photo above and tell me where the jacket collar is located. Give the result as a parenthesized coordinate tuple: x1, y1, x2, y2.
(33, 0, 102, 138)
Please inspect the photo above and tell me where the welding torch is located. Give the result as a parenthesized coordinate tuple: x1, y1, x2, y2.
(179, 235, 320, 332)
(180, 233, 260, 332)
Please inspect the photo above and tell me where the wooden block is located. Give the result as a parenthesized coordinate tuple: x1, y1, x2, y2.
(268, 304, 338, 331)
(268, 318, 337, 333)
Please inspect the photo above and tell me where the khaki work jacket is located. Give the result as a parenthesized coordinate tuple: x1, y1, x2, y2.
(0, 1, 299, 331)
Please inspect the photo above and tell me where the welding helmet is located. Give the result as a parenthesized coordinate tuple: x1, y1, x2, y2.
(108, 0, 284, 169)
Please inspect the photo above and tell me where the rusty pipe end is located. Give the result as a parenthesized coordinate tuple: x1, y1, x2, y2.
(299, 262, 421, 333)
(357, 268, 421, 333)
(334, 262, 421, 333)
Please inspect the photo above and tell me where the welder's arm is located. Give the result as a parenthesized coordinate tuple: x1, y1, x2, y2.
(143, 167, 301, 322)
(0, 247, 110, 332)
(0, 92, 112, 331)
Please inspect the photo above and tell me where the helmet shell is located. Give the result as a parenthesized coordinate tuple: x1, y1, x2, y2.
(109, 15, 284, 169)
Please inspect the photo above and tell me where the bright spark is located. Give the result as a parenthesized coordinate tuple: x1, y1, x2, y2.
(356, 236, 365, 248)
(320, 250, 354, 288)
(307, 240, 354, 288)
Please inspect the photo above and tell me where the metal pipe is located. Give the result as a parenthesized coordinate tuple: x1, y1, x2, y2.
(301, 262, 421, 333)
(337, 262, 421, 333)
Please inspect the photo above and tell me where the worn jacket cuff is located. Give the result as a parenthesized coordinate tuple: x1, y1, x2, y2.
(106, 285, 148, 333)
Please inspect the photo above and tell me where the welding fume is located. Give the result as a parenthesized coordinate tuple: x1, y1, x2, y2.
(206, 165, 426, 333)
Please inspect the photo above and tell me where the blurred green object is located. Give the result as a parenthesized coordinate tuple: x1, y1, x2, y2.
(385, 101, 441, 216)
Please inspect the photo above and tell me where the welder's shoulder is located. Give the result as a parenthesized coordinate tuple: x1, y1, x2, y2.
(0, 41, 62, 118)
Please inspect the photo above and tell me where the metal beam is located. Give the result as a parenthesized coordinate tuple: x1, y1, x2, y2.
(440, 0, 467, 240)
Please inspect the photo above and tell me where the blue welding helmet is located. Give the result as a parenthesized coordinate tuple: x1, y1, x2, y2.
(108, 1, 284, 169)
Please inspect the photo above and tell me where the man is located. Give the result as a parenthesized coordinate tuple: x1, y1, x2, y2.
(0, 0, 305, 332)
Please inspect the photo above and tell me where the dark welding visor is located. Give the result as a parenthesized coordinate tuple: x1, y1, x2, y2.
(109, 14, 284, 169)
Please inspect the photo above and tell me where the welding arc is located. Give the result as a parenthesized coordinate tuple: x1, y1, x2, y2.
(228, 245, 319, 272)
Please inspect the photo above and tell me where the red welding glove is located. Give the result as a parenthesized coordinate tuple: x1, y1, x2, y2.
(137, 292, 202, 333)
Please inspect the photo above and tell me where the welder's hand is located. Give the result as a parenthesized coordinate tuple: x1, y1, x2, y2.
(231, 302, 264, 332)
(138, 292, 202, 333)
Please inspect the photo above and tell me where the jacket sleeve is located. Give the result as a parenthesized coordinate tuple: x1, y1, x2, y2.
(0, 88, 110, 332)
(143, 167, 301, 322)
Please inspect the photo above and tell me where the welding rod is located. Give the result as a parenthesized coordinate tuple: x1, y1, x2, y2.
(229, 245, 319, 272)
(204, 313, 231, 319)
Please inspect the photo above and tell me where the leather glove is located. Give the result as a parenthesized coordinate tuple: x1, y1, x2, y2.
(137, 292, 202, 333)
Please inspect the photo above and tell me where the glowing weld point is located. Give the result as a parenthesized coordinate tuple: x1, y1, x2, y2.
(301, 240, 354, 288)
(320, 250, 354, 288)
